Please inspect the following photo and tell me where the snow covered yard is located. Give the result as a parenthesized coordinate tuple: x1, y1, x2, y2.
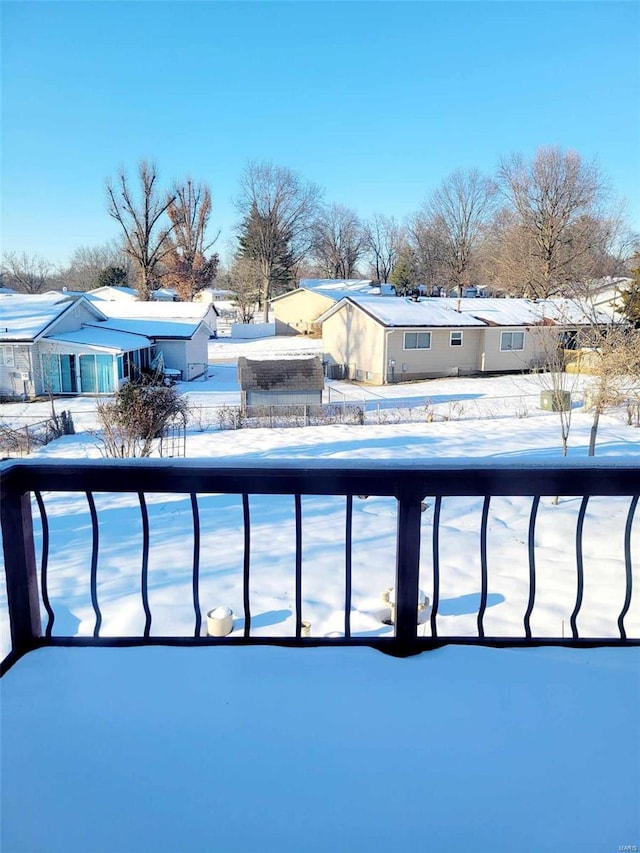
(1, 339, 639, 853)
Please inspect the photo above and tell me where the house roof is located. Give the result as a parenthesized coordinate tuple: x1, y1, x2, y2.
(271, 280, 393, 306)
(89, 300, 217, 336)
(84, 318, 209, 340)
(317, 295, 610, 329)
(45, 326, 152, 353)
(237, 356, 325, 392)
(0, 293, 106, 342)
(317, 296, 486, 328)
(86, 285, 140, 301)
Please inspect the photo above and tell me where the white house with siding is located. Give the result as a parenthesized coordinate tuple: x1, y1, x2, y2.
(0, 294, 215, 398)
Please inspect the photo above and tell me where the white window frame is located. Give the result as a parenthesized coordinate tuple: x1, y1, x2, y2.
(0, 345, 15, 367)
(500, 331, 525, 352)
(403, 331, 431, 350)
(450, 331, 463, 347)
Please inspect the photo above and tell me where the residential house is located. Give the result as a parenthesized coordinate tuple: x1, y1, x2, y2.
(318, 296, 605, 384)
(0, 293, 215, 398)
(271, 279, 391, 336)
(237, 356, 324, 414)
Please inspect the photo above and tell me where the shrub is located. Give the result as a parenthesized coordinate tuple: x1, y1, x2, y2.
(97, 380, 188, 457)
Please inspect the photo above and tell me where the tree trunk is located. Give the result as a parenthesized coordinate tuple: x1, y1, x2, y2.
(588, 408, 601, 457)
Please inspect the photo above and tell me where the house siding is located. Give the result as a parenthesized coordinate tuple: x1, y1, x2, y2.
(0, 345, 34, 398)
(385, 327, 483, 381)
(155, 328, 208, 381)
(322, 309, 386, 383)
(273, 290, 335, 336)
(479, 326, 555, 372)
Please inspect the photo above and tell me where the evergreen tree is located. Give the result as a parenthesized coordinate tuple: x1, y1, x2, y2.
(96, 265, 129, 289)
(389, 258, 414, 296)
(237, 202, 296, 307)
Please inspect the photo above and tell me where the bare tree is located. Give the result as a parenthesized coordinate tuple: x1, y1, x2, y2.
(235, 161, 322, 311)
(405, 213, 448, 292)
(106, 161, 177, 300)
(164, 179, 219, 301)
(310, 204, 365, 278)
(425, 168, 496, 297)
(1, 252, 54, 293)
(227, 256, 262, 323)
(364, 214, 402, 283)
(58, 240, 133, 291)
(497, 146, 608, 298)
(582, 324, 640, 455)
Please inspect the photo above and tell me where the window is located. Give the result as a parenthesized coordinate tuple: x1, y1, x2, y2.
(450, 331, 463, 347)
(500, 331, 525, 352)
(0, 345, 15, 367)
(404, 331, 431, 350)
(80, 354, 115, 393)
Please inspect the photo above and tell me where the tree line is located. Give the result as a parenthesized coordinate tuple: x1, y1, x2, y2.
(2, 146, 639, 324)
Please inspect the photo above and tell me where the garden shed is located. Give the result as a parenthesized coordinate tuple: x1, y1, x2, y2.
(237, 356, 324, 414)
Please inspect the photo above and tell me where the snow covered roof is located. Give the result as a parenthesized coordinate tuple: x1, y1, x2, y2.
(300, 278, 374, 292)
(0, 293, 106, 341)
(84, 318, 208, 340)
(319, 296, 486, 327)
(86, 285, 139, 301)
(95, 301, 214, 321)
(45, 326, 152, 353)
(318, 295, 611, 329)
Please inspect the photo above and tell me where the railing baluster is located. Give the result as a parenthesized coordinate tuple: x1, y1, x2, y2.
(295, 494, 302, 638)
(570, 496, 589, 639)
(242, 494, 251, 638)
(1, 489, 41, 659)
(477, 496, 490, 638)
(191, 494, 201, 638)
(524, 496, 540, 638)
(395, 489, 422, 651)
(430, 496, 441, 638)
(345, 495, 353, 638)
(86, 491, 102, 638)
(34, 491, 54, 637)
(618, 495, 638, 640)
(138, 492, 151, 637)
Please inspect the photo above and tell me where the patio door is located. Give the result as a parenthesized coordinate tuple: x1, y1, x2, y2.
(79, 354, 115, 393)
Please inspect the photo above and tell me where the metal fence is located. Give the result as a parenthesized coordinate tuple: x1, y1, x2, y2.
(1, 458, 638, 675)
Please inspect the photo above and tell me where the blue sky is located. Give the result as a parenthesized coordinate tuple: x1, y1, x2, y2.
(2, 1, 639, 266)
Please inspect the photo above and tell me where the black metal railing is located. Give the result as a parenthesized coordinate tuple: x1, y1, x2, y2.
(1, 458, 638, 674)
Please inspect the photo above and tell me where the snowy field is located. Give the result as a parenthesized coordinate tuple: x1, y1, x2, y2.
(2, 336, 639, 853)
(1, 337, 639, 651)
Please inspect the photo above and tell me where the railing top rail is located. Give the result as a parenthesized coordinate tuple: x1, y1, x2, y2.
(1, 457, 639, 497)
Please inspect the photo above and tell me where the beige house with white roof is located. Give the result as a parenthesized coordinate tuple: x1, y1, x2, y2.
(271, 279, 387, 336)
(318, 296, 597, 384)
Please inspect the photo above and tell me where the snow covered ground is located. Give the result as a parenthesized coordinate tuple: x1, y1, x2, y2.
(1, 335, 639, 852)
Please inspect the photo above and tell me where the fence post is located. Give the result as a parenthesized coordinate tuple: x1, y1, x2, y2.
(395, 485, 423, 654)
(1, 487, 41, 657)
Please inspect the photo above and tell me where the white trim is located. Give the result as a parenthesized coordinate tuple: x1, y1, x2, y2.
(0, 345, 15, 366)
(500, 331, 525, 352)
(403, 331, 431, 350)
(450, 331, 463, 347)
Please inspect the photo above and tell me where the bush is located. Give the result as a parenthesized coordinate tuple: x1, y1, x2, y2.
(97, 380, 188, 457)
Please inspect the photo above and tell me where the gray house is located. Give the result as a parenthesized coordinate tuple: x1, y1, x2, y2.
(237, 356, 325, 414)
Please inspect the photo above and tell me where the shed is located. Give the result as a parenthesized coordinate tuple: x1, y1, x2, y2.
(237, 356, 324, 414)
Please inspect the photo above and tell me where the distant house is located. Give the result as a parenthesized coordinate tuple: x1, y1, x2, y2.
(86, 285, 140, 302)
(271, 279, 391, 336)
(317, 295, 606, 384)
(0, 293, 216, 398)
(237, 356, 324, 413)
